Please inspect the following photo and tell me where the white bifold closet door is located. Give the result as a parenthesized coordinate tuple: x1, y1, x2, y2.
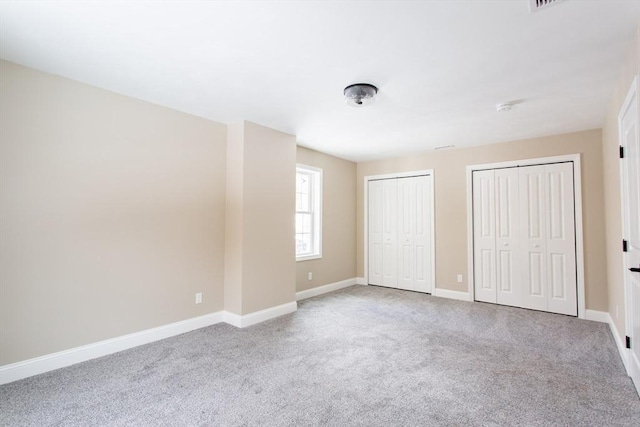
(473, 163, 577, 316)
(368, 175, 432, 293)
(382, 179, 398, 287)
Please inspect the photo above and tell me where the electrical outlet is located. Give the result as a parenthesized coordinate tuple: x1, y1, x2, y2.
(195, 292, 202, 304)
(457, 274, 463, 283)
(308, 272, 313, 280)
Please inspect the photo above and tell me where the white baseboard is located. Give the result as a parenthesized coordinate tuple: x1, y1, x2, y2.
(0, 311, 224, 385)
(585, 309, 610, 323)
(296, 278, 357, 301)
(433, 287, 472, 301)
(356, 277, 367, 285)
(1, 300, 299, 385)
(223, 301, 297, 328)
(607, 314, 629, 373)
(6, 295, 627, 387)
(583, 310, 629, 373)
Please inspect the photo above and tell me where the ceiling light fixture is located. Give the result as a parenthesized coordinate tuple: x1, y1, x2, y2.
(344, 83, 378, 107)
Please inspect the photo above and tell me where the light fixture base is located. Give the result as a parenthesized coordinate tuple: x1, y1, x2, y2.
(344, 83, 378, 107)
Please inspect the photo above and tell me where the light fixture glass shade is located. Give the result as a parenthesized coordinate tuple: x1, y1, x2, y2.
(344, 83, 378, 107)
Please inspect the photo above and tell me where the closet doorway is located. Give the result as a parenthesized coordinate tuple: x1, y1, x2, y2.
(466, 155, 586, 318)
(365, 170, 435, 293)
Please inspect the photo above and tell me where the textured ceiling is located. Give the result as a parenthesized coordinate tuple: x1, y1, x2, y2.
(1, 0, 638, 161)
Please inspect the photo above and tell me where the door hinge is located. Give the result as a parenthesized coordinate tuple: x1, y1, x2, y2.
(623, 239, 628, 252)
(626, 335, 631, 349)
(620, 146, 625, 158)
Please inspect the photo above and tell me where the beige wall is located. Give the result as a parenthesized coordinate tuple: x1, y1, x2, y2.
(296, 147, 357, 292)
(0, 61, 227, 365)
(224, 121, 297, 315)
(357, 129, 608, 311)
(224, 122, 245, 315)
(602, 22, 640, 337)
(242, 121, 297, 313)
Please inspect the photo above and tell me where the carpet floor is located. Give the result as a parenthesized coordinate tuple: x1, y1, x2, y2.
(1, 285, 639, 426)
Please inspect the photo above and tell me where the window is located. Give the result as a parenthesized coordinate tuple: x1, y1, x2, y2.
(296, 164, 322, 261)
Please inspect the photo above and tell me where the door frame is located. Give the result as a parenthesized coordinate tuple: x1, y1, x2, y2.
(363, 170, 436, 290)
(618, 75, 638, 376)
(465, 154, 586, 319)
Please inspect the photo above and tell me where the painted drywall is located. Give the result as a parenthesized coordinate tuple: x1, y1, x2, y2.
(357, 129, 608, 311)
(602, 21, 640, 337)
(0, 61, 227, 365)
(296, 147, 357, 291)
(224, 122, 244, 315)
(224, 121, 297, 315)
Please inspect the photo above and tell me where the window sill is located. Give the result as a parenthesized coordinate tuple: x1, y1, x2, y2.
(296, 254, 322, 262)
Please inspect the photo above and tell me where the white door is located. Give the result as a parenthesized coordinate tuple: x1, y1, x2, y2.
(368, 174, 433, 293)
(473, 163, 577, 316)
(382, 179, 398, 287)
(413, 176, 432, 293)
(396, 176, 433, 293)
(545, 163, 577, 316)
(495, 168, 521, 308)
(473, 170, 497, 303)
(518, 163, 577, 315)
(519, 165, 549, 312)
(620, 80, 640, 393)
(368, 180, 384, 286)
(397, 177, 416, 291)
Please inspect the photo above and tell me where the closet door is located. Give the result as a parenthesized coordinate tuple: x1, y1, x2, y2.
(545, 163, 577, 316)
(519, 165, 549, 312)
(474, 163, 577, 315)
(397, 177, 416, 290)
(473, 170, 497, 303)
(495, 168, 521, 307)
(413, 176, 432, 293)
(381, 179, 398, 287)
(368, 175, 433, 293)
(368, 180, 384, 286)
(396, 176, 432, 293)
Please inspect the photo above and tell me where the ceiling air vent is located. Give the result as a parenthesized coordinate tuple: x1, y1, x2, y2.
(529, 0, 564, 13)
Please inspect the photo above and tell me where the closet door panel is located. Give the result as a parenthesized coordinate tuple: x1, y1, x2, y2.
(414, 175, 432, 293)
(473, 170, 497, 303)
(382, 179, 398, 287)
(397, 177, 415, 290)
(368, 180, 384, 285)
(495, 168, 521, 307)
(545, 163, 577, 316)
(519, 166, 548, 312)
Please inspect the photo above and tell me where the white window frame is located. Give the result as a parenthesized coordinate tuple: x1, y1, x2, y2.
(296, 164, 322, 261)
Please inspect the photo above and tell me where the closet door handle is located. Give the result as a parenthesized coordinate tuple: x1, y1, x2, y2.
(630, 267, 640, 273)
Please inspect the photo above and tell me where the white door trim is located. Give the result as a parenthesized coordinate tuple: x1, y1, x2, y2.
(466, 154, 586, 319)
(364, 170, 435, 291)
(618, 74, 639, 378)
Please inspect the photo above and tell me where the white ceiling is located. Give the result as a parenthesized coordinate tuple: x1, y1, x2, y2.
(1, 1, 638, 162)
